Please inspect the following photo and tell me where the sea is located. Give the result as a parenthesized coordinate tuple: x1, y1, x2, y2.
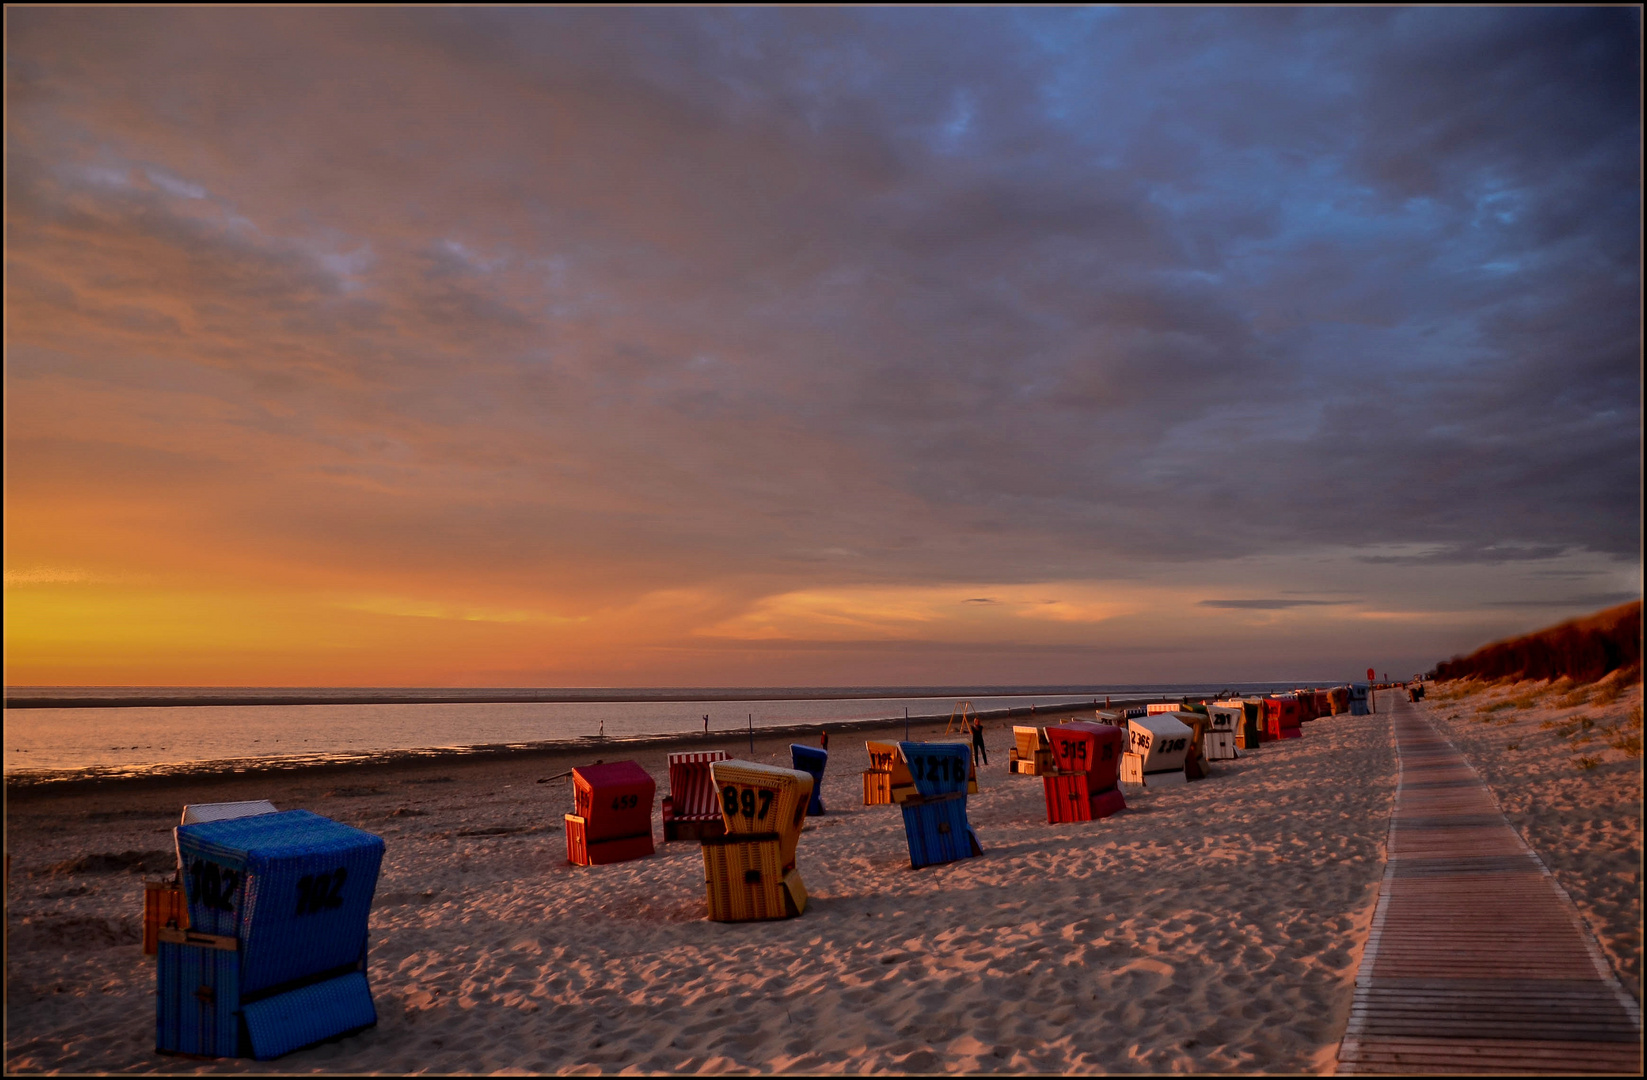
(3, 682, 1336, 784)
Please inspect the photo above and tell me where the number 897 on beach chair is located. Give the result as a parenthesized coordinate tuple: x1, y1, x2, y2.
(700, 760, 812, 921)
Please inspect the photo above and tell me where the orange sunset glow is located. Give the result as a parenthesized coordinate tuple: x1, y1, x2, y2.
(5, 7, 1640, 688)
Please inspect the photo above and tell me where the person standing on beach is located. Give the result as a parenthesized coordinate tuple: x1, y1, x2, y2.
(970, 715, 988, 766)
(820, 729, 829, 751)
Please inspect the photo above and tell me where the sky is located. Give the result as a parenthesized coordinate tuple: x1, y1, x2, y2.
(4, 6, 1641, 688)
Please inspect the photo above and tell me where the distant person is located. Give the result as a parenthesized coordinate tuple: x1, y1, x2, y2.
(820, 729, 829, 751)
(703, 714, 710, 735)
(599, 719, 605, 739)
(971, 715, 988, 766)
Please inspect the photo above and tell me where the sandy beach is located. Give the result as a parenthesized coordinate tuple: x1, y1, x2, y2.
(1413, 672, 1643, 1002)
(5, 705, 1404, 1074)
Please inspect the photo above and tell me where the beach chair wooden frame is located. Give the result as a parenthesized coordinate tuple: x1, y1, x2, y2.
(662, 751, 730, 842)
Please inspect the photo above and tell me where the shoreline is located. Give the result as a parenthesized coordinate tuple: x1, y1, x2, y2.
(4, 700, 1121, 798)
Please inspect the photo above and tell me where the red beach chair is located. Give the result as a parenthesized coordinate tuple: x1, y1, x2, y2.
(1262, 697, 1303, 740)
(662, 751, 730, 841)
(565, 761, 656, 865)
(1042, 722, 1127, 822)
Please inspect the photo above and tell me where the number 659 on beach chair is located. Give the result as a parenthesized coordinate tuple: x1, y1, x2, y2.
(565, 761, 656, 866)
(700, 760, 813, 921)
(896, 742, 982, 869)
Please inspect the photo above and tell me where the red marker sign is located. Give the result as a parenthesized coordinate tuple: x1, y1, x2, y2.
(1367, 668, 1375, 681)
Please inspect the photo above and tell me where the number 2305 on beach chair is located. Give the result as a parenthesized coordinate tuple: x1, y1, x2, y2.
(700, 760, 813, 921)
(161, 810, 383, 1061)
(896, 742, 982, 869)
(564, 761, 656, 866)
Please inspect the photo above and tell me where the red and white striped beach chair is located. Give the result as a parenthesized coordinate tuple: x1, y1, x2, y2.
(662, 751, 730, 842)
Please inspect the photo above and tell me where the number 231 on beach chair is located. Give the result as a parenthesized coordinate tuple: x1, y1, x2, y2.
(160, 810, 383, 1061)
(897, 742, 982, 869)
(700, 760, 813, 921)
(1042, 722, 1127, 823)
(564, 761, 656, 866)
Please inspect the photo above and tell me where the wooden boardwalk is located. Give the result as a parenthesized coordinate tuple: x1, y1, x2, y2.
(1337, 695, 1642, 1074)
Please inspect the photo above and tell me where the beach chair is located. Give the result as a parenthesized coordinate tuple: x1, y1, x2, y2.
(1348, 682, 1370, 716)
(1205, 704, 1243, 761)
(1173, 712, 1213, 781)
(1041, 722, 1126, 823)
(789, 744, 828, 816)
(1008, 726, 1053, 775)
(163, 810, 383, 1060)
(1120, 714, 1193, 788)
(565, 760, 656, 866)
(1145, 703, 1182, 715)
(701, 760, 812, 921)
(1311, 691, 1331, 719)
(863, 740, 917, 805)
(896, 742, 982, 869)
(1262, 696, 1304, 740)
(662, 751, 729, 842)
(143, 878, 190, 955)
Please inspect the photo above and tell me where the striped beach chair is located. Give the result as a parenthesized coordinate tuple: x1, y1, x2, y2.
(662, 751, 730, 842)
(565, 761, 656, 866)
(701, 760, 812, 921)
(162, 810, 383, 1060)
(1042, 722, 1127, 822)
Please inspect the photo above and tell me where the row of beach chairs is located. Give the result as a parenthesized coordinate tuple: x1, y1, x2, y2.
(142, 686, 1378, 1062)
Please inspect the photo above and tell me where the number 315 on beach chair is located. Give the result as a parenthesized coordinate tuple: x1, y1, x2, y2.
(896, 743, 982, 869)
(700, 760, 813, 922)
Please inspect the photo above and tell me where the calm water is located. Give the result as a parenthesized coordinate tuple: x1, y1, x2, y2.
(3, 682, 1329, 781)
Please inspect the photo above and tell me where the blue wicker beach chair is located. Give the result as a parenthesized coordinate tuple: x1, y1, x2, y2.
(162, 809, 384, 1060)
(896, 742, 982, 869)
(789, 744, 828, 816)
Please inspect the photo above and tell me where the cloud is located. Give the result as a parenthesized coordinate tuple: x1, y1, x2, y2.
(1479, 593, 1640, 609)
(3, 7, 1639, 683)
(1198, 599, 1357, 610)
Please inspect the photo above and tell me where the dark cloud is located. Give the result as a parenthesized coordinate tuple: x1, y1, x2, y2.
(3, 8, 1639, 665)
(1479, 593, 1640, 609)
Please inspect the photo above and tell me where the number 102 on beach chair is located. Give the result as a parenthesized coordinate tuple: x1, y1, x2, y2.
(700, 760, 812, 921)
(897, 743, 982, 869)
